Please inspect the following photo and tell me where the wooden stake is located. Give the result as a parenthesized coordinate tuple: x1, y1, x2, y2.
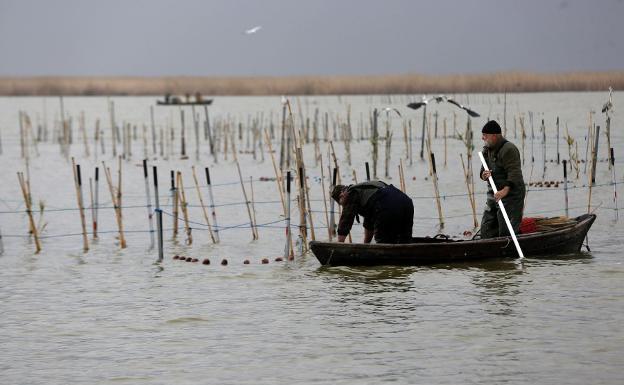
(192, 166, 216, 243)
(460, 154, 478, 228)
(143, 159, 155, 250)
(102, 159, 126, 248)
(204, 168, 220, 243)
(71, 158, 89, 252)
(17, 172, 41, 253)
(232, 143, 258, 240)
(263, 128, 286, 215)
(176, 171, 192, 245)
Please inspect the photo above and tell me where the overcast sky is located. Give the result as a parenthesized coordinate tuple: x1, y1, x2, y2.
(0, 0, 622, 77)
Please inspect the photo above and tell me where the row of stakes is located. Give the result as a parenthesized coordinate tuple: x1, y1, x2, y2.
(172, 254, 292, 265)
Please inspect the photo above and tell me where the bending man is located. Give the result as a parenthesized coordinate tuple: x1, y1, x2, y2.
(331, 181, 414, 243)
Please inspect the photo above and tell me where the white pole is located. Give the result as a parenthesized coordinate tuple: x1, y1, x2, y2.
(478, 152, 525, 259)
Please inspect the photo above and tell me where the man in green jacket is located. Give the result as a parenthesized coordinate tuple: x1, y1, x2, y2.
(479, 120, 526, 238)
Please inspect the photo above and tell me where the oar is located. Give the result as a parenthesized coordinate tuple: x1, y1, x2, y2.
(478, 152, 525, 259)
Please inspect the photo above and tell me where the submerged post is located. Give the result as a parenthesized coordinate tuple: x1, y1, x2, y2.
(143, 159, 155, 250)
(611, 148, 619, 221)
(205, 168, 220, 243)
(563, 160, 569, 217)
(156, 208, 163, 263)
(284, 171, 292, 259)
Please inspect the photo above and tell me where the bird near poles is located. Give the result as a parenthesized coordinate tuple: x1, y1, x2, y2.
(378, 107, 402, 118)
(244, 25, 262, 34)
(407, 95, 481, 118)
(602, 87, 613, 115)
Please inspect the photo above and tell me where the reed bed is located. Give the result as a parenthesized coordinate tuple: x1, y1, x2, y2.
(1, 71, 624, 96)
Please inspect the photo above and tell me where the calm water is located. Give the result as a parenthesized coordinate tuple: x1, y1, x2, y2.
(1, 93, 623, 384)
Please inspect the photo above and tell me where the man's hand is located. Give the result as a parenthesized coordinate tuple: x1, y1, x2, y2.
(481, 170, 492, 180)
(494, 186, 510, 202)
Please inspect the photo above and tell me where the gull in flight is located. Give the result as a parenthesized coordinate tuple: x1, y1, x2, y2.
(407, 95, 480, 117)
(244, 25, 262, 34)
(378, 107, 402, 118)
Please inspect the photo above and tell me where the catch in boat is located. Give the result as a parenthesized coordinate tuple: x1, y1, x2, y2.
(310, 214, 596, 266)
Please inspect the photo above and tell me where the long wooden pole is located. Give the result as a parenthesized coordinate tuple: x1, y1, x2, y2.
(102, 160, 126, 248)
(263, 128, 286, 215)
(143, 159, 155, 249)
(176, 171, 192, 245)
(71, 159, 89, 252)
(17, 172, 41, 253)
(232, 143, 258, 240)
(205, 168, 220, 243)
(192, 166, 216, 243)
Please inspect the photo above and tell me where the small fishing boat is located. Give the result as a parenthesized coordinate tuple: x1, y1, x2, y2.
(310, 214, 596, 266)
(156, 99, 213, 106)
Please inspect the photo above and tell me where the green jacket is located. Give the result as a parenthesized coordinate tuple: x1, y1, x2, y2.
(480, 138, 525, 196)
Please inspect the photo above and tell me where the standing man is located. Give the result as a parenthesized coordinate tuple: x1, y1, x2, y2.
(331, 181, 414, 244)
(479, 120, 526, 238)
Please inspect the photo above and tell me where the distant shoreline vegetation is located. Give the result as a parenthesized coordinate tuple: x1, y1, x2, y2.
(0, 71, 622, 96)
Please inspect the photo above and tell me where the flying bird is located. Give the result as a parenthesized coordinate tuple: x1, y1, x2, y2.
(244, 25, 262, 34)
(378, 107, 402, 117)
(446, 98, 481, 118)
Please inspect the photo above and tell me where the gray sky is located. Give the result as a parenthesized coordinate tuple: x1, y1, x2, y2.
(0, 0, 622, 76)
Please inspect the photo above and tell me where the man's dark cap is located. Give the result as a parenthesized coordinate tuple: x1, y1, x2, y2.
(482, 120, 502, 134)
(331, 185, 347, 202)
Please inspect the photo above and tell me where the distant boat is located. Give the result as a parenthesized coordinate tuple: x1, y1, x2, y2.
(156, 99, 213, 106)
(310, 214, 596, 266)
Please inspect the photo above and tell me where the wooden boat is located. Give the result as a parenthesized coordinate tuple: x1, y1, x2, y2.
(310, 214, 596, 266)
(156, 99, 213, 106)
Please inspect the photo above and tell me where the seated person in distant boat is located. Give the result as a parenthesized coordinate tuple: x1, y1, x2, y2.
(331, 181, 414, 244)
(479, 120, 525, 238)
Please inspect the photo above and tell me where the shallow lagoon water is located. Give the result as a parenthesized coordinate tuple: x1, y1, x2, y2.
(1, 93, 623, 384)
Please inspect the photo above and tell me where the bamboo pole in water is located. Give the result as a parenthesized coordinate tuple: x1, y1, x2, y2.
(150, 106, 157, 157)
(192, 166, 216, 243)
(319, 156, 331, 240)
(17, 172, 41, 253)
(171, 170, 178, 239)
(71, 158, 89, 252)
(284, 171, 293, 259)
(610, 148, 618, 221)
(205, 168, 220, 243)
(429, 153, 444, 228)
(460, 154, 478, 228)
(93, 167, 99, 239)
(263, 128, 286, 215)
(176, 171, 192, 245)
(102, 159, 126, 248)
(232, 141, 258, 240)
(143, 159, 155, 250)
(563, 160, 569, 217)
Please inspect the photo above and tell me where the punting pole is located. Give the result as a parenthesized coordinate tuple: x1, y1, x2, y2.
(611, 148, 619, 221)
(94, 167, 99, 239)
(284, 171, 292, 259)
(478, 151, 524, 259)
(563, 160, 569, 217)
(143, 159, 155, 250)
(205, 168, 220, 243)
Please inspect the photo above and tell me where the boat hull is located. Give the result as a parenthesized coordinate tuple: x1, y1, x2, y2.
(310, 214, 596, 266)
